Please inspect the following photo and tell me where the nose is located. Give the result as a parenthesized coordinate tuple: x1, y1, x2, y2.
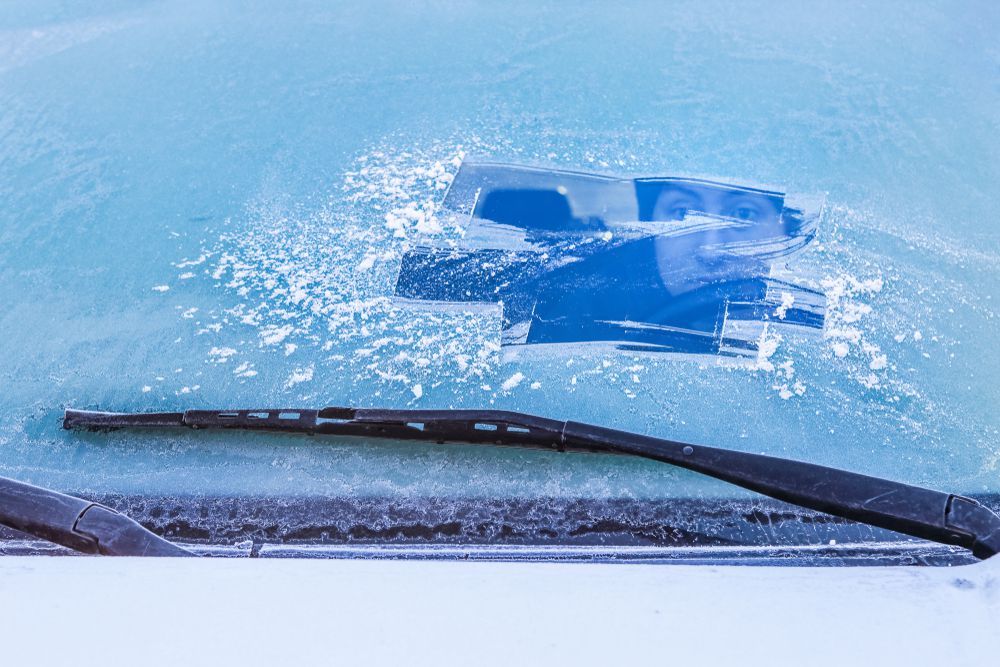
(700, 225, 735, 250)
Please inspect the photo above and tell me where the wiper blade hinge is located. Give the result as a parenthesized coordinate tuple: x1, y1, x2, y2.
(945, 495, 1000, 560)
(0, 476, 192, 557)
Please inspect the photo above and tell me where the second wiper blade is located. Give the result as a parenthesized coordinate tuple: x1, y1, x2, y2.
(0, 475, 192, 557)
(64, 407, 1000, 560)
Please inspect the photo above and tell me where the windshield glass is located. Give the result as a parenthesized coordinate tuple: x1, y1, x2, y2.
(2, 1, 998, 562)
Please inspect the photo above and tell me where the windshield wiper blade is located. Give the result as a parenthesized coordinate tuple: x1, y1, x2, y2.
(64, 407, 1000, 560)
(0, 475, 193, 557)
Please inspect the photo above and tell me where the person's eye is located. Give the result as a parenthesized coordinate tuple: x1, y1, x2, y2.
(667, 205, 689, 220)
(654, 194, 700, 221)
(729, 204, 761, 222)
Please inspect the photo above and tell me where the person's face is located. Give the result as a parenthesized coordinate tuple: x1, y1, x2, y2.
(651, 184, 781, 229)
(651, 184, 782, 292)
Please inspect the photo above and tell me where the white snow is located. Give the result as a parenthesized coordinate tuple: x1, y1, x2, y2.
(774, 291, 795, 320)
(820, 273, 891, 389)
(501, 372, 525, 392)
(754, 327, 781, 371)
(859, 373, 880, 389)
(209, 346, 237, 363)
(233, 362, 257, 378)
(259, 324, 294, 346)
(175, 253, 208, 268)
(183, 142, 505, 400)
(285, 366, 314, 388)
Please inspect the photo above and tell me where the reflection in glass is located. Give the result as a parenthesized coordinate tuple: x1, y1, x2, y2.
(395, 162, 825, 359)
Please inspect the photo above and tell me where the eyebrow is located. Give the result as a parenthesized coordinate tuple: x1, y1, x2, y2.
(657, 185, 705, 203)
(718, 189, 784, 210)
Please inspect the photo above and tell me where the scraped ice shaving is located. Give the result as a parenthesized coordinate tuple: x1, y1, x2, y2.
(501, 372, 525, 392)
(822, 274, 887, 388)
(863, 342, 888, 370)
(285, 366, 313, 388)
(175, 254, 208, 268)
(773, 380, 807, 400)
(209, 346, 237, 363)
(197, 144, 476, 395)
(259, 324, 294, 346)
(152, 285, 169, 292)
(343, 150, 458, 239)
(383, 199, 444, 238)
(774, 291, 795, 320)
(754, 327, 781, 372)
(749, 319, 813, 399)
(233, 362, 257, 378)
(411, 383, 423, 399)
(859, 373, 880, 389)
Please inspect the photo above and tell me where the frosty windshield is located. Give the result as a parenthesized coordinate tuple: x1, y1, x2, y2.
(1, 1, 998, 559)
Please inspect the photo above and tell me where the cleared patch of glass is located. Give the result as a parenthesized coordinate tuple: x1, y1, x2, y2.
(395, 162, 825, 359)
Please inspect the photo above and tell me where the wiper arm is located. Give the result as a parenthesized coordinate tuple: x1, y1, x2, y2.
(64, 407, 1000, 560)
(0, 475, 193, 557)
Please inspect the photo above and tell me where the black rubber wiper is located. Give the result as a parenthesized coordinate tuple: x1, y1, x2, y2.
(64, 407, 1000, 560)
(0, 475, 192, 556)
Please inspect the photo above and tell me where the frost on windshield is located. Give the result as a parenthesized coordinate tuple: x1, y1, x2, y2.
(395, 162, 825, 360)
(150, 139, 910, 418)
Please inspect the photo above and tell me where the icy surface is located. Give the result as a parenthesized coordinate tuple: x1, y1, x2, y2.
(1, 1, 999, 500)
